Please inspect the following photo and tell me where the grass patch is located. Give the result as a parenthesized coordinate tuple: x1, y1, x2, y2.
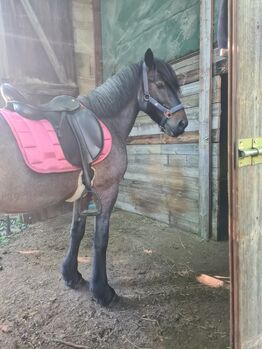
(0, 215, 28, 246)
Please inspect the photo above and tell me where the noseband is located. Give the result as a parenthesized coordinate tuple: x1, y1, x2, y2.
(142, 62, 184, 129)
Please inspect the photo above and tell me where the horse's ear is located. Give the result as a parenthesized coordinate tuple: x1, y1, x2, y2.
(144, 48, 155, 70)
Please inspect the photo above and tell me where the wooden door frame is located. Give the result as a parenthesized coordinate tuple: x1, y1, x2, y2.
(229, 0, 262, 347)
(228, 0, 239, 347)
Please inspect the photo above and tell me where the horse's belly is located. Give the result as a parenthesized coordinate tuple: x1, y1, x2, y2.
(0, 116, 79, 214)
(0, 172, 79, 214)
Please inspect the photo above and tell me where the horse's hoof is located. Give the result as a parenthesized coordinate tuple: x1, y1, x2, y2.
(63, 271, 86, 290)
(91, 284, 118, 307)
(108, 292, 120, 307)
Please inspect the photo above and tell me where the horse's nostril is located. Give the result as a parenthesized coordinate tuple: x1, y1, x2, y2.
(178, 120, 187, 129)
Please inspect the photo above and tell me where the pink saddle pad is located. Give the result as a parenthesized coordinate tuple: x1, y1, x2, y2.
(0, 109, 112, 174)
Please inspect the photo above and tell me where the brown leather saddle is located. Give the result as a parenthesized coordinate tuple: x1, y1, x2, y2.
(0, 83, 104, 215)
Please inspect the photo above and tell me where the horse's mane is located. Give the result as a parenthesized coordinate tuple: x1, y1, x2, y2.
(80, 59, 180, 119)
(81, 63, 141, 119)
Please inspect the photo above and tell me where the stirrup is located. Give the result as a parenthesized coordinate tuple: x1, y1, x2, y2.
(78, 189, 102, 217)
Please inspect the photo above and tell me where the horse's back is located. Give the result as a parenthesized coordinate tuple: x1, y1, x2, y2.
(0, 115, 79, 214)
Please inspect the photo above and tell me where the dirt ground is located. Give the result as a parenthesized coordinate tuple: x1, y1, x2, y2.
(0, 209, 229, 349)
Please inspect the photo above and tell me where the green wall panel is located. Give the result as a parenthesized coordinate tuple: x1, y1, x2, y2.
(101, 0, 219, 79)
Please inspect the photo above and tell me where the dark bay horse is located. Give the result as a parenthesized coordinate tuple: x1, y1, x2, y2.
(0, 49, 188, 306)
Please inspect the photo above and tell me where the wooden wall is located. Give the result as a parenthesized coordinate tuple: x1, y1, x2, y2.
(72, 0, 96, 95)
(100, 0, 220, 80)
(116, 49, 226, 239)
(0, 0, 78, 101)
(0, 0, 96, 99)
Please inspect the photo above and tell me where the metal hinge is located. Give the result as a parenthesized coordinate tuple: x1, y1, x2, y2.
(238, 138, 262, 167)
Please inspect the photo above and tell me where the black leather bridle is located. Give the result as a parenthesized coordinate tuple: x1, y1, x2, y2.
(142, 62, 184, 129)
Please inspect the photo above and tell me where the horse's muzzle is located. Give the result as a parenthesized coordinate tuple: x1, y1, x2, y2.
(164, 111, 188, 137)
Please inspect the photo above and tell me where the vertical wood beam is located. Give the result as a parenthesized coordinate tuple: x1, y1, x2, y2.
(0, 1, 9, 80)
(198, 0, 214, 239)
(229, 1, 262, 348)
(228, 0, 239, 345)
(20, 0, 67, 83)
(92, 0, 103, 85)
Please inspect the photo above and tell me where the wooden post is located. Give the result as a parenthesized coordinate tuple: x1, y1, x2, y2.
(92, 0, 103, 85)
(229, 1, 262, 347)
(198, 0, 213, 239)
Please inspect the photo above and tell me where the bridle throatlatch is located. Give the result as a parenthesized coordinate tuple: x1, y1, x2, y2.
(142, 62, 184, 129)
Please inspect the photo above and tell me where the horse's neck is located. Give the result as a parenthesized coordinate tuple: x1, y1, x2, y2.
(82, 63, 141, 141)
(109, 99, 139, 141)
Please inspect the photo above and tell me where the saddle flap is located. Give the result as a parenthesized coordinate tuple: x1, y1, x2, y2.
(66, 108, 104, 162)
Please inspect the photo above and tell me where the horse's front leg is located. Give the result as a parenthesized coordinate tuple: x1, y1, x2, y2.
(62, 200, 86, 289)
(90, 186, 118, 306)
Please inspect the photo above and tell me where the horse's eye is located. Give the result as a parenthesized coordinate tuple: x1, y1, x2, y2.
(156, 81, 165, 89)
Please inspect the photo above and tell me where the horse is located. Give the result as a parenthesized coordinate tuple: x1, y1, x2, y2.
(0, 49, 188, 306)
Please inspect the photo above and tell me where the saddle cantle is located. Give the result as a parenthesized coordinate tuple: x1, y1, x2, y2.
(0, 83, 107, 215)
(1, 83, 80, 120)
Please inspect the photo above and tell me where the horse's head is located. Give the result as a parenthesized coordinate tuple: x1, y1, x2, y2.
(138, 49, 188, 137)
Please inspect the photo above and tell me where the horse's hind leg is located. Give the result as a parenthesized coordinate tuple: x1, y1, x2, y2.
(90, 185, 119, 306)
(62, 200, 86, 289)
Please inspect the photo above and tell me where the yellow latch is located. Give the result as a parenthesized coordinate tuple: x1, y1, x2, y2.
(238, 138, 262, 167)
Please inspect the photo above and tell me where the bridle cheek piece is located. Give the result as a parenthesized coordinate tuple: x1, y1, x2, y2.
(142, 62, 184, 131)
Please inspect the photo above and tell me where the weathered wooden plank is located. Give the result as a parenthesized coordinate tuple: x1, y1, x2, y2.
(126, 162, 199, 179)
(198, 0, 213, 239)
(117, 185, 199, 226)
(127, 151, 219, 169)
(127, 154, 169, 166)
(168, 144, 220, 168)
(127, 130, 219, 145)
(172, 48, 228, 85)
(229, 1, 262, 347)
(116, 200, 169, 224)
(168, 155, 219, 173)
(120, 178, 199, 201)
(169, 214, 199, 234)
(20, 0, 67, 83)
(181, 78, 221, 108)
(181, 75, 220, 97)
(73, 23, 94, 55)
(167, 195, 198, 214)
(211, 183, 219, 240)
(0, 1, 8, 79)
(128, 132, 198, 144)
(117, 189, 169, 223)
(123, 171, 199, 194)
(169, 209, 199, 225)
(72, 0, 93, 30)
(72, 0, 96, 94)
(92, 0, 103, 85)
(127, 143, 199, 156)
